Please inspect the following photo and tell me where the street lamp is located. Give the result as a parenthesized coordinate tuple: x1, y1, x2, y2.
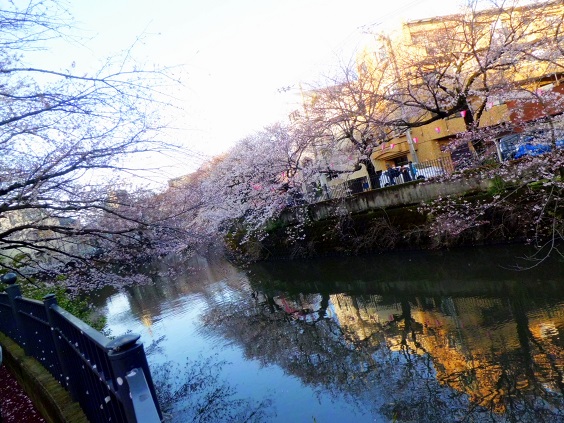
(406, 130, 419, 164)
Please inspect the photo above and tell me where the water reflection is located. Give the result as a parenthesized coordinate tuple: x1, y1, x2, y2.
(148, 345, 274, 423)
(240, 248, 564, 422)
(98, 246, 564, 422)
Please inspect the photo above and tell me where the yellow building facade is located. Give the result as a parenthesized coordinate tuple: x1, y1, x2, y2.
(361, 1, 564, 172)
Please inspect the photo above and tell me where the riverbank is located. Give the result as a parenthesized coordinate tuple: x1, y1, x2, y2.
(225, 172, 561, 262)
(0, 332, 87, 423)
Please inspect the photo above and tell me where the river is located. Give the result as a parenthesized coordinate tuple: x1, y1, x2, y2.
(92, 245, 564, 422)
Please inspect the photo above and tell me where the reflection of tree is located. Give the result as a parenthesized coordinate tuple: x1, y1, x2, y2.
(120, 256, 564, 422)
(389, 297, 426, 353)
(409, 294, 564, 422)
(201, 290, 482, 421)
(487, 295, 564, 421)
(200, 278, 564, 422)
(146, 337, 274, 423)
(203, 289, 376, 407)
(412, 294, 564, 422)
(100, 256, 243, 333)
(368, 296, 475, 422)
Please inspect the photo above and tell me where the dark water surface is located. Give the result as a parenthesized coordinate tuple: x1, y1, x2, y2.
(95, 245, 564, 422)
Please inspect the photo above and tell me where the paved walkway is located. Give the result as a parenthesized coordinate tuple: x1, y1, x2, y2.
(0, 365, 45, 423)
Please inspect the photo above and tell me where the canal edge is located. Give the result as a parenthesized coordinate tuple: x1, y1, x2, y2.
(0, 331, 88, 423)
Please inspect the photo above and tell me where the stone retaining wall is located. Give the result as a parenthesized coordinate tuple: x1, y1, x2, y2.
(281, 176, 491, 224)
(0, 332, 88, 423)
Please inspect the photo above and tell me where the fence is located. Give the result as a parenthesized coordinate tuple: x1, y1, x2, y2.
(371, 156, 455, 188)
(0, 273, 162, 423)
(303, 156, 455, 204)
(415, 156, 455, 178)
(324, 176, 370, 200)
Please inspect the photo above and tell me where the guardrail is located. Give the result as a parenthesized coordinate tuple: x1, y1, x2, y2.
(0, 273, 162, 423)
(296, 157, 456, 206)
(325, 176, 370, 200)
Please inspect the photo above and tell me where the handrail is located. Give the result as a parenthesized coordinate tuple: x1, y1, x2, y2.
(0, 273, 162, 423)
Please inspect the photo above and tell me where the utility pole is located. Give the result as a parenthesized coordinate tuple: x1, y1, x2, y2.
(382, 34, 419, 164)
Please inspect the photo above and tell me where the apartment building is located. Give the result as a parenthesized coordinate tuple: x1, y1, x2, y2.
(358, 1, 564, 171)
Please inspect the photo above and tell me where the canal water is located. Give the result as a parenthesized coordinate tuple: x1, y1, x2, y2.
(94, 245, 564, 422)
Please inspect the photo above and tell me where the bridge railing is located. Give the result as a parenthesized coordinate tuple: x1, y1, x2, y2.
(0, 273, 162, 423)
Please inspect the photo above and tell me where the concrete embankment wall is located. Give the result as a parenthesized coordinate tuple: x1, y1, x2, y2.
(0, 332, 88, 423)
(280, 176, 491, 225)
(226, 176, 511, 262)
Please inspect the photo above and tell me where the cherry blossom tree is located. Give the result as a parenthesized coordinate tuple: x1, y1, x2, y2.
(298, 59, 397, 181)
(374, 0, 564, 154)
(367, 0, 564, 258)
(203, 1, 564, 263)
(195, 123, 311, 243)
(0, 0, 184, 282)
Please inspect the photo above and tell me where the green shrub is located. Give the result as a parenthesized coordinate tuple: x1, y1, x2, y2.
(0, 278, 106, 331)
(488, 175, 507, 195)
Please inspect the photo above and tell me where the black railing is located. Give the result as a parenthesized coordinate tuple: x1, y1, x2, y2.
(300, 157, 455, 204)
(376, 157, 454, 188)
(324, 176, 371, 200)
(0, 273, 162, 423)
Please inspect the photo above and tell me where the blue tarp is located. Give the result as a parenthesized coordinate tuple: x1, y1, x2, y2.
(514, 143, 551, 159)
(500, 132, 564, 161)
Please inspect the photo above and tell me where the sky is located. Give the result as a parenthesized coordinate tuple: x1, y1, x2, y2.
(60, 0, 465, 176)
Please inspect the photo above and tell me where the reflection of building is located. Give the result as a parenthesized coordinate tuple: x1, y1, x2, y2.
(331, 293, 398, 343)
(328, 293, 564, 414)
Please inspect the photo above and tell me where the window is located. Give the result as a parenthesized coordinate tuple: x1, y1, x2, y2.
(394, 155, 409, 167)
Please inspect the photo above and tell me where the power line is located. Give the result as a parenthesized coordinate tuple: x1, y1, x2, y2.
(358, 0, 429, 31)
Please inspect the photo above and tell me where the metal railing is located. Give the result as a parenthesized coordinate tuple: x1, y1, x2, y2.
(0, 273, 162, 423)
(369, 157, 454, 189)
(294, 157, 456, 206)
(325, 176, 371, 200)
(415, 156, 454, 179)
